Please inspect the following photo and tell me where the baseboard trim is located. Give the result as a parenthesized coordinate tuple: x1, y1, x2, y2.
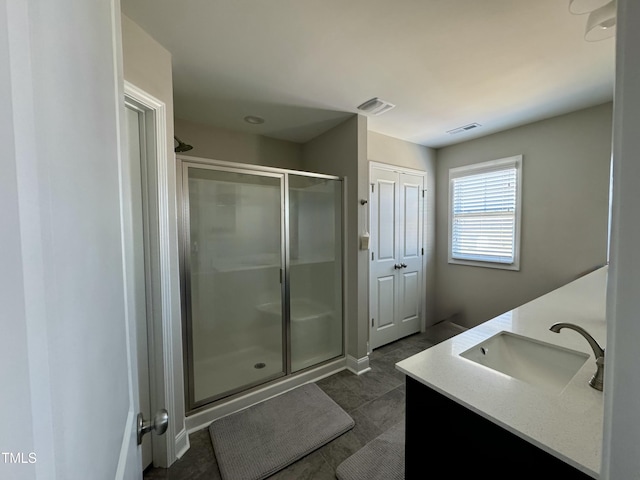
(174, 428, 190, 460)
(346, 355, 371, 375)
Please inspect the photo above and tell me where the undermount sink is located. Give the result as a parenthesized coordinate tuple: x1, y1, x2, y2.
(460, 331, 589, 394)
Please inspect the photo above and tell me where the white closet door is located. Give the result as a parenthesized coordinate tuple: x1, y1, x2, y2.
(369, 166, 424, 350)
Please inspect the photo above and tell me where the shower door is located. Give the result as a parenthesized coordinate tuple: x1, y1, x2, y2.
(182, 163, 286, 408)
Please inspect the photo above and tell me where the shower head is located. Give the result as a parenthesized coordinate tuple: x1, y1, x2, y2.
(174, 136, 193, 153)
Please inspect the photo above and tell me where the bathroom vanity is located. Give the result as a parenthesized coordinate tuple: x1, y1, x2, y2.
(397, 267, 607, 479)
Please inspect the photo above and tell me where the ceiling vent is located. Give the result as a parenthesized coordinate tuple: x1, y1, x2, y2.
(357, 97, 396, 116)
(447, 123, 482, 135)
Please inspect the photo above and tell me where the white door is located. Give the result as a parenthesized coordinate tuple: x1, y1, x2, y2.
(370, 166, 425, 350)
(125, 104, 154, 470)
(2, 3, 158, 478)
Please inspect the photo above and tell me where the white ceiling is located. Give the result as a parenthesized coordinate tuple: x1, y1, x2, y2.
(121, 0, 615, 148)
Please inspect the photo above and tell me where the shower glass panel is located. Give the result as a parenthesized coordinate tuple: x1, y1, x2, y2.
(184, 165, 285, 405)
(288, 175, 343, 372)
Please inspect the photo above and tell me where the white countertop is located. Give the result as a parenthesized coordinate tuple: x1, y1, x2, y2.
(396, 266, 607, 478)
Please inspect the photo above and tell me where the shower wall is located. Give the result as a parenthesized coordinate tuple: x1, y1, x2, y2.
(174, 117, 303, 170)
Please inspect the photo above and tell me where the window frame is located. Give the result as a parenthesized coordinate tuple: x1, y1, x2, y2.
(448, 155, 523, 271)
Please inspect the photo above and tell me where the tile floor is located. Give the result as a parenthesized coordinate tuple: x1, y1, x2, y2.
(144, 321, 466, 480)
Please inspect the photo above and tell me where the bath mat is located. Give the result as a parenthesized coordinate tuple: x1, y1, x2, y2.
(336, 421, 405, 480)
(208, 383, 354, 480)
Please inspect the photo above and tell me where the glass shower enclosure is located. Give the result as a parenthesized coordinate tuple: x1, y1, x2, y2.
(179, 159, 343, 411)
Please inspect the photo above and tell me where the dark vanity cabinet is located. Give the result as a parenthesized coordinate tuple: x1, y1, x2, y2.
(405, 377, 593, 479)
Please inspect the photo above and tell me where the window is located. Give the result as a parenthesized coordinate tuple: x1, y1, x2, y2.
(448, 155, 522, 270)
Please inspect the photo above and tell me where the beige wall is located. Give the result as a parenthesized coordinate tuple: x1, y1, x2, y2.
(435, 102, 613, 328)
(368, 132, 438, 328)
(302, 115, 370, 359)
(122, 15, 174, 162)
(174, 117, 303, 170)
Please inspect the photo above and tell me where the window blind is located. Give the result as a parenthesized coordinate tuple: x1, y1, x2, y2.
(451, 167, 517, 264)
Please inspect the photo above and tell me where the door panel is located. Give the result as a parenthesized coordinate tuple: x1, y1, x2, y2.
(402, 183, 421, 258)
(377, 276, 396, 329)
(401, 271, 419, 322)
(377, 180, 397, 260)
(370, 166, 424, 350)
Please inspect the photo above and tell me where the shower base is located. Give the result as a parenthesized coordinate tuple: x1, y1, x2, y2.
(194, 346, 283, 403)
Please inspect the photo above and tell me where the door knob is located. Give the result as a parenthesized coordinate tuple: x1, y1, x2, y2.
(401, 263, 407, 268)
(394, 264, 401, 269)
(137, 409, 169, 445)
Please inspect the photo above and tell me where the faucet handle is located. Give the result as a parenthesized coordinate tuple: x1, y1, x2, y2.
(590, 356, 605, 391)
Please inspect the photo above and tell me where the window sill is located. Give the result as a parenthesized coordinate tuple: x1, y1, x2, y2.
(448, 258, 520, 271)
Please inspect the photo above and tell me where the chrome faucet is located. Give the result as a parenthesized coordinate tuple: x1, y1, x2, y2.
(549, 323, 605, 391)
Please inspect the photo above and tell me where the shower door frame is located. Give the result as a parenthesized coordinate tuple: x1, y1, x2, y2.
(177, 156, 345, 413)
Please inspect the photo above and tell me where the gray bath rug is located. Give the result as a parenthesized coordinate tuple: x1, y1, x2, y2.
(336, 420, 405, 480)
(208, 383, 354, 480)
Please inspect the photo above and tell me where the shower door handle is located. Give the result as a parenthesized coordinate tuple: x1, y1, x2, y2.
(137, 409, 169, 445)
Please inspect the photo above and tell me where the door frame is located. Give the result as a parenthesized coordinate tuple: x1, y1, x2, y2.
(368, 161, 427, 352)
(124, 81, 188, 467)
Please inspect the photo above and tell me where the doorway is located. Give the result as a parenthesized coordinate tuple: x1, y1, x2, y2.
(369, 163, 426, 350)
(124, 99, 156, 470)
(123, 81, 187, 469)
